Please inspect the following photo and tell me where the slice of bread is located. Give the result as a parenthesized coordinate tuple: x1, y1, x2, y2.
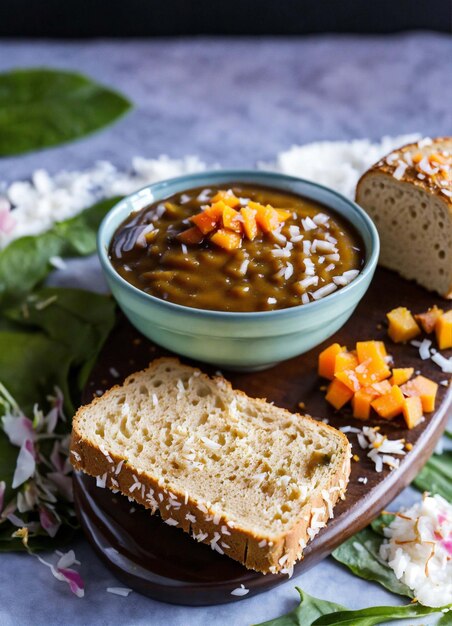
(356, 137, 452, 299)
(70, 358, 351, 574)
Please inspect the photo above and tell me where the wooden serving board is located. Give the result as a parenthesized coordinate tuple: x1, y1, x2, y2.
(73, 268, 451, 606)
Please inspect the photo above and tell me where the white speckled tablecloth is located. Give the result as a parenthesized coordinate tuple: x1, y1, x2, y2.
(0, 33, 451, 626)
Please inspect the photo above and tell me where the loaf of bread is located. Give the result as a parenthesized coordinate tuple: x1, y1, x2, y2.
(356, 137, 452, 298)
(70, 358, 351, 574)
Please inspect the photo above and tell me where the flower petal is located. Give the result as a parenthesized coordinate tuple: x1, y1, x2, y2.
(0, 480, 5, 515)
(58, 568, 85, 598)
(12, 441, 36, 488)
(46, 472, 73, 502)
(39, 506, 61, 538)
(56, 550, 77, 569)
(2, 414, 35, 447)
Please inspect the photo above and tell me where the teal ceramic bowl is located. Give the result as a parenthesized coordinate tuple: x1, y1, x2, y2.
(98, 170, 379, 371)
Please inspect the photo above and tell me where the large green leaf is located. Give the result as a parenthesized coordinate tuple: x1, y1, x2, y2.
(254, 588, 345, 626)
(332, 526, 414, 599)
(254, 588, 448, 626)
(0, 197, 121, 308)
(413, 452, 452, 501)
(0, 68, 131, 156)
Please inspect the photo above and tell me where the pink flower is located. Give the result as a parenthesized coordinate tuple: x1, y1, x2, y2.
(2, 414, 36, 447)
(37, 550, 84, 598)
(12, 440, 36, 488)
(39, 506, 61, 538)
(0, 199, 15, 234)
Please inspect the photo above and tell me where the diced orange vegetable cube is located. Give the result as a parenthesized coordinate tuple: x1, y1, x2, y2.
(275, 209, 292, 222)
(400, 375, 438, 412)
(355, 341, 391, 382)
(318, 343, 343, 380)
(390, 367, 414, 386)
(386, 307, 421, 343)
(222, 206, 243, 233)
(176, 226, 204, 245)
(240, 207, 258, 241)
(211, 191, 240, 208)
(191, 210, 221, 234)
(435, 310, 452, 350)
(371, 385, 405, 419)
(325, 379, 354, 410)
(402, 396, 424, 429)
(210, 228, 242, 251)
(334, 351, 359, 375)
(204, 201, 227, 220)
(414, 305, 443, 334)
(335, 369, 361, 393)
(250, 202, 280, 233)
(352, 387, 380, 420)
(371, 380, 392, 395)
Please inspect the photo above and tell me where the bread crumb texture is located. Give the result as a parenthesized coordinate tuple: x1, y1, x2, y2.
(71, 358, 351, 574)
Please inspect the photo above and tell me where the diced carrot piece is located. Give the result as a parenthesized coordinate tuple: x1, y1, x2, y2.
(390, 367, 414, 386)
(211, 191, 240, 208)
(352, 387, 379, 420)
(275, 209, 292, 222)
(400, 375, 438, 412)
(250, 202, 280, 233)
(325, 379, 354, 410)
(191, 210, 221, 234)
(318, 343, 343, 380)
(335, 369, 361, 393)
(371, 380, 392, 395)
(210, 228, 242, 251)
(435, 310, 452, 350)
(386, 307, 421, 343)
(355, 341, 391, 382)
(371, 385, 405, 420)
(414, 305, 443, 334)
(176, 226, 204, 245)
(334, 351, 359, 375)
(402, 396, 424, 429)
(222, 205, 243, 233)
(204, 201, 227, 220)
(240, 206, 258, 241)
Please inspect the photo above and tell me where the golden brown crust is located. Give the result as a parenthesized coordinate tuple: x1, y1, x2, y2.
(70, 357, 351, 574)
(356, 136, 452, 209)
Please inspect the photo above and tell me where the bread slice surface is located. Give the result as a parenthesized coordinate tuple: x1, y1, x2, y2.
(71, 358, 351, 573)
(356, 137, 452, 298)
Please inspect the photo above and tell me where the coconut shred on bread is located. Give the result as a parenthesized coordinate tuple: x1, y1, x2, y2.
(70, 358, 351, 574)
(356, 137, 452, 299)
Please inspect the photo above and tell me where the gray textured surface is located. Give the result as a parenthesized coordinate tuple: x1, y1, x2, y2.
(0, 33, 451, 626)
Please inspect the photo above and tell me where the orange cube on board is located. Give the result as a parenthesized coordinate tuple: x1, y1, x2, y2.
(371, 385, 405, 420)
(352, 387, 379, 420)
(401, 375, 438, 413)
(318, 343, 344, 380)
(325, 379, 354, 410)
(435, 310, 452, 350)
(335, 369, 361, 393)
(371, 380, 392, 396)
(334, 351, 359, 375)
(240, 207, 258, 241)
(355, 341, 391, 382)
(390, 367, 414, 386)
(414, 305, 443, 334)
(402, 396, 424, 429)
(386, 307, 421, 343)
(210, 229, 242, 251)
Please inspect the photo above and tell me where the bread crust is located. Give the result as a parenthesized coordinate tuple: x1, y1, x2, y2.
(70, 358, 351, 574)
(356, 137, 452, 299)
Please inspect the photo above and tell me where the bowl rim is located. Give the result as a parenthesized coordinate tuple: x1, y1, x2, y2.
(97, 169, 380, 320)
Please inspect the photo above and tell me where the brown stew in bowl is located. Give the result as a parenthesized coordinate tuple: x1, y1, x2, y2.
(109, 184, 364, 312)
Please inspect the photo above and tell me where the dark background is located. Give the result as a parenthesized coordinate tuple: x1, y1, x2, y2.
(0, 0, 451, 37)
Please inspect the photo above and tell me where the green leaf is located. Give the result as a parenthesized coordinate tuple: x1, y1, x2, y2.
(438, 612, 452, 625)
(254, 588, 447, 626)
(254, 587, 345, 626)
(0, 68, 131, 156)
(332, 526, 414, 599)
(0, 287, 115, 413)
(370, 513, 395, 537)
(314, 603, 447, 625)
(412, 452, 452, 501)
(0, 197, 121, 308)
